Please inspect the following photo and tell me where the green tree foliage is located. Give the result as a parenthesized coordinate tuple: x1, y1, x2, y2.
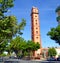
(0, 0, 14, 19)
(55, 6, 60, 12)
(9, 36, 40, 57)
(47, 6, 60, 45)
(5, 43, 13, 56)
(0, 53, 7, 57)
(0, 0, 26, 55)
(26, 40, 40, 51)
(47, 25, 60, 45)
(48, 47, 57, 57)
(10, 36, 26, 57)
(55, 6, 60, 22)
(0, 0, 26, 44)
(26, 40, 40, 58)
(56, 16, 60, 21)
(0, 40, 8, 55)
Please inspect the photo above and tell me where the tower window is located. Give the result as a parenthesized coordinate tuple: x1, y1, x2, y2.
(35, 16, 37, 17)
(36, 28, 38, 29)
(36, 37, 38, 39)
(36, 23, 37, 25)
(36, 31, 38, 34)
(35, 20, 37, 21)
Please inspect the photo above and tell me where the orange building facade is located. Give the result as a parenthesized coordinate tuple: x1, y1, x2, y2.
(31, 7, 42, 57)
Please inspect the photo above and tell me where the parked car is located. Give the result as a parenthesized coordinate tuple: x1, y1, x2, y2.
(47, 56, 56, 61)
(57, 56, 60, 61)
(0, 57, 3, 62)
(9, 56, 17, 59)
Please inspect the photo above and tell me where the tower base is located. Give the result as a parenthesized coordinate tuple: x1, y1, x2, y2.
(33, 48, 42, 59)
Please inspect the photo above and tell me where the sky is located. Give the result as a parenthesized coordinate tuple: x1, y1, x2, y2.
(9, 0, 60, 48)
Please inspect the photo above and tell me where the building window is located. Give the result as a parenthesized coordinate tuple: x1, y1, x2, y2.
(36, 28, 38, 29)
(36, 37, 38, 39)
(36, 23, 37, 25)
(35, 16, 37, 17)
(36, 31, 38, 34)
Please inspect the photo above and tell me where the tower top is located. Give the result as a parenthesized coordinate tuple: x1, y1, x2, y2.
(32, 6, 38, 9)
(31, 6, 39, 15)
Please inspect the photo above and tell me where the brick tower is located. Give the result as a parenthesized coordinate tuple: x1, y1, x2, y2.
(31, 7, 42, 57)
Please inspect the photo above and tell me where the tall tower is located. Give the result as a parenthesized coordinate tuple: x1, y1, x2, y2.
(31, 7, 42, 57)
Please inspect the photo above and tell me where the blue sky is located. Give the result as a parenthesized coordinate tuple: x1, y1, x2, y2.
(9, 0, 60, 48)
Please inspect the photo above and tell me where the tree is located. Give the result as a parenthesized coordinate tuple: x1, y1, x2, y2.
(10, 36, 27, 57)
(55, 6, 60, 24)
(0, 0, 26, 56)
(0, 40, 8, 55)
(55, 6, 60, 12)
(0, 0, 26, 44)
(0, 0, 14, 19)
(26, 40, 40, 58)
(47, 6, 60, 45)
(48, 47, 57, 57)
(26, 40, 40, 51)
(47, 25, 60, 45)
(9, 37, 40, 58)
(5, 43, 13, 56)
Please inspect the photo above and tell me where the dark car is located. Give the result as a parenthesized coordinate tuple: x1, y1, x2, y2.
(47, 57, 56, 61)
(9, 56, 17, 59)
(57, 56, 60, 61)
